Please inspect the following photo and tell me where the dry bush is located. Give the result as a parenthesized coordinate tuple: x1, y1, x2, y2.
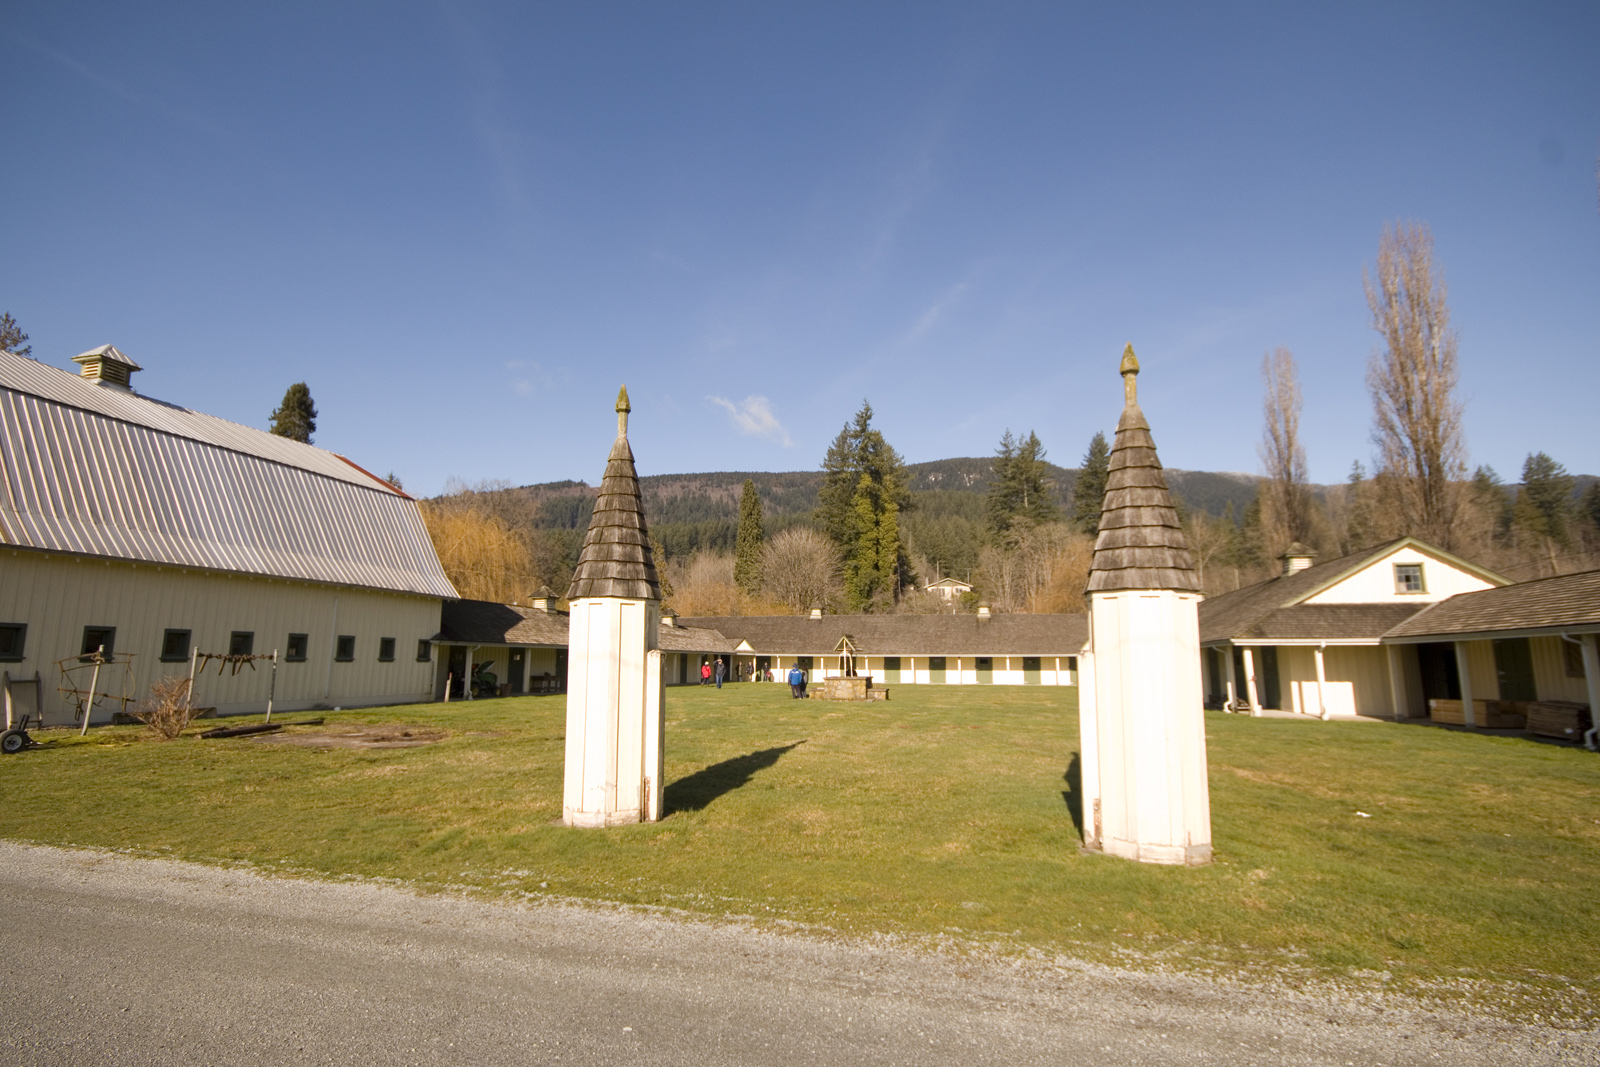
(973, 522, 1092, 613)
(420, 497, 544, 603)
(133, 675, 197, 740)
(760, 527, 843, 615)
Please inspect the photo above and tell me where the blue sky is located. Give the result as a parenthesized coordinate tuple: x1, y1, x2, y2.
(3, 2, 1597, 494)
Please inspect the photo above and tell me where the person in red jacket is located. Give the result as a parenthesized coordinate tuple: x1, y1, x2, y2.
(700, 660, 712, 686)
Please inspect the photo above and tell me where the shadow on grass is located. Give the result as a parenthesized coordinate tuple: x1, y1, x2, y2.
(1061, 752, 1083, 836)
(666, 742, 805, 815)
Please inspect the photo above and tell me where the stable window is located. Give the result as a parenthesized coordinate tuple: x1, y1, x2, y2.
(1066, 656, 1078, 673)
(796, 656, 813, 670)
(80, 626, 115, 662)
(378, 637, 396, 662)
(416, 639, 432, 663)
(1564, 639, 1587, 678)
(0, 623, 26, 662)
(229, 631, 254, 656)
(335, 635, 355, 662)
(1394, 563, 1426, 594)
(160, 629, 191, 662)
(286, 633, 309, 662)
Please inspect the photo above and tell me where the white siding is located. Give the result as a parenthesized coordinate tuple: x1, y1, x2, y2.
(1, 547, 439, 725)
(1304, 545, 1497, 606)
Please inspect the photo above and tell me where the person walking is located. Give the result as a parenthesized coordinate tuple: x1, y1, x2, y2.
(714, 657, 725, 689)
(787, 662, 803, 699)
(701, 660, 712, 686)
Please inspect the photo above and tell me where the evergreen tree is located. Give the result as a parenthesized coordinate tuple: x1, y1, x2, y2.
(1514, 452, 1574, 545)
(816, 401, 912, 609)
(1342, 461, 1377, 554)
(269, 382, 318, 444)
(0, 312, 30, 357)
(1583, 481, 1600, 533)
(734, 478, 764, 595)
(986, 430, 1057, 537)
(1071, 431, 1110, 536)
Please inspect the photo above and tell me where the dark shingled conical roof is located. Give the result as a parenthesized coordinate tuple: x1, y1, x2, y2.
(566, 386, 662, 600)
(1086, 346, 1201, 594)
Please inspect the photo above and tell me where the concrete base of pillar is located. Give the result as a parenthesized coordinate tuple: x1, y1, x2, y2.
(564, 807, 643, 828)
(1100, 838, 1213, 866)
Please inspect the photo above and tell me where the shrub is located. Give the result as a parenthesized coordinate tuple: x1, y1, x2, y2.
(133, 676, 197, 740)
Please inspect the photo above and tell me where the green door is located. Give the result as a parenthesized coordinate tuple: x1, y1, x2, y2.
(928, 656, 947, 684)
(976, 657, 992, 684)
(883, 656, 900, 684)
(1023, 656, 1041, 684)
(1493, 638, 1537, 702)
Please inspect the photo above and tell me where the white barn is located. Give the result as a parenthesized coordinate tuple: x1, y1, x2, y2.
(0, 346, 459, 725)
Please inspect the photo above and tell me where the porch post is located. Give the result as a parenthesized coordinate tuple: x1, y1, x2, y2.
(1241, 646, 1261, 717)
(1223, 646, 1238, 711)
(1313, 644, 1329, 720)
(1579, 635, 1600, 752)
(1454, 641, 1475, 727)
(1385, 644, 1409, 719)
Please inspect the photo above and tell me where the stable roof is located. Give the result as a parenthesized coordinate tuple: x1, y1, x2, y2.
(0, 349, 457, 598)
(677, 613, 1087, 658)
(1385, 569, 1600, 642)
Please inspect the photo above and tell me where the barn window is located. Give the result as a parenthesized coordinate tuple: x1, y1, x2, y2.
(229, 631, 254, 656)
(286, 633, 309, 661)
(160, 629, 191, 662)
(378, 637, 396, 662)
(80, 626, 115, 662)
(1394, 563, 1425, 594)
(416, 639, 432, 662)
(335, 635, 355, 661)
(0, 623, 25, 662)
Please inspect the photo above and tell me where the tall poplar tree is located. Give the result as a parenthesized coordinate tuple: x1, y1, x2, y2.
(734, 478, 764, 595)
(269, 382, 318, 444)
(1071, 431, 1110, 536)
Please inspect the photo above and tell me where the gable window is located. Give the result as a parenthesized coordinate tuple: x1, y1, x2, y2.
(80, 626, 116, 662)
(286, 633, 309, 661)
(378, 637, 396, 662)
(1394, 563, 1426, 594)
(335, 635, 355, 662)
(160, 629, 191, 662)
(416, 639, 432, 662)
(0, 623, 26, 662)
(229, 631, 254, 656)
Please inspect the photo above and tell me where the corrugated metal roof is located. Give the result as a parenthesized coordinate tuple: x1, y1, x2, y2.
(0, 351, 458, 599)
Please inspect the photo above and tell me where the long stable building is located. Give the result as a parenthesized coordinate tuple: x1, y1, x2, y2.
(0, 346, 458, 724)
(676, 611, 1085, 686)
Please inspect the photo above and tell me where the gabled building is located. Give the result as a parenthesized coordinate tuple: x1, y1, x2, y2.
(1198, 537, 1508, 718)
(1384, 568, 1600, 741)
(0, 347, 458, 724)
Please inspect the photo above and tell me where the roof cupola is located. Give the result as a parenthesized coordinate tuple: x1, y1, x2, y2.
(71, 345, 141, 390)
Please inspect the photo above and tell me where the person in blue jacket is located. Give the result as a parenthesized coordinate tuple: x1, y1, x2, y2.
(787, 663, 804, 699)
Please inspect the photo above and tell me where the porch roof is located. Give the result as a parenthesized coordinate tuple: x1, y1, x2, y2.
(1384, 569, 1600, 643)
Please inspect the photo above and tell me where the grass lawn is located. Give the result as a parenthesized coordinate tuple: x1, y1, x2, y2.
(2, 685, 1596, 1018)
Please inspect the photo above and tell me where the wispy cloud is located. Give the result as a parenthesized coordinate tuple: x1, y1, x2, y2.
(708, 395, 792, 446)
(19, 37, 243, 148)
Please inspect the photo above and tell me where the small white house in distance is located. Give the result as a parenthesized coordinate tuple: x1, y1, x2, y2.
(0, 346, 459, 724)
(676, 611, 1085, 686)
(1197, 537, 1507, 719)
(923, 577, 974, 602)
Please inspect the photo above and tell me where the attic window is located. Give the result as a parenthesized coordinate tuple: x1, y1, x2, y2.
(1394, 563, 1426, 594)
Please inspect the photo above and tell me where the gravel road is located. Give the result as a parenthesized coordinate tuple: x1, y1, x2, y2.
(0, 841, 1590, 1066)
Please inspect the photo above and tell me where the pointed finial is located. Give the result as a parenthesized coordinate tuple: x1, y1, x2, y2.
(1120, 344, 1139, 406)
(616, 385, 631, 437)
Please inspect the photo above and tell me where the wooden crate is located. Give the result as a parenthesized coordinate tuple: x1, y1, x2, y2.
(1428, 698, 1526, 729)
(1525, 700, 1592, 741)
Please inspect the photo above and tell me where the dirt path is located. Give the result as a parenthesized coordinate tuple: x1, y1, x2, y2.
(0, 842, 1590, 1066)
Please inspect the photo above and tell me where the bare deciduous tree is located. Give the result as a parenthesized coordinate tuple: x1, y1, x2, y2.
(1258, 347, 1311, 550)
(1364, 222, 1466, 548)
(761, 527, 842, 614)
